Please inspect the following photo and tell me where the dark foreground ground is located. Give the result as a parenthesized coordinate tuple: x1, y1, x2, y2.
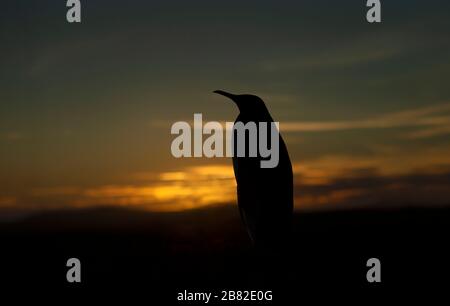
(1, 205, 449, 303)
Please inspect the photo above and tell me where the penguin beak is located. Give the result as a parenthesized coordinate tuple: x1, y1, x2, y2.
(213, 90, 237, 102)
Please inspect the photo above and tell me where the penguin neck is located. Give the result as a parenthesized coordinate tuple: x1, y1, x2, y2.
(235, 111, 274, 123)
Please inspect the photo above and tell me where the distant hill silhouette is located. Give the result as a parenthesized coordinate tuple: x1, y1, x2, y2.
(1, 205, 449, 302)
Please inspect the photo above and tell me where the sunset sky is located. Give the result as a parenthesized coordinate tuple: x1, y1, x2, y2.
(1, 0, 450, 218)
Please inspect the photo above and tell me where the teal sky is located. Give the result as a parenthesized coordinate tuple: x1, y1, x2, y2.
(1, 0, 450, 216)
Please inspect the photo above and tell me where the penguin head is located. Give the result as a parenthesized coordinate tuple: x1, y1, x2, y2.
(214, 90, 269, 117)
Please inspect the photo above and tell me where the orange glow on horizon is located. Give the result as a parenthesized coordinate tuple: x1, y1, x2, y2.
(2, 144, 450, 215)
(73, 165, 237, 212)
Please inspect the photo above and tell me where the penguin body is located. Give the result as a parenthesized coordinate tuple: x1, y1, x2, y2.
(214, 90, 293, 251)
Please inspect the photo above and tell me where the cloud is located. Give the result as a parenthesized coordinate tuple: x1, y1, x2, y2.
(31, 187, 81, 197)
(292, 146, 450, 210)
(3, 142, 450, 217)
(294, 144, 450, 182)
(152, 102, 450, 140)
(294, 171, 450, 211)
(405, 124, 450, 139)
(260, 33, 407, 72)
(280, 102, 450, 139)
(262, 47, 401, 71)
(11, 148, 450, 215)
(0, 197, 17, 208)
(49, 165, 237, 212)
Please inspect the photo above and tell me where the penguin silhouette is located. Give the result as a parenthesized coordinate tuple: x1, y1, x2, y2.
(214, 90, 293, 252)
